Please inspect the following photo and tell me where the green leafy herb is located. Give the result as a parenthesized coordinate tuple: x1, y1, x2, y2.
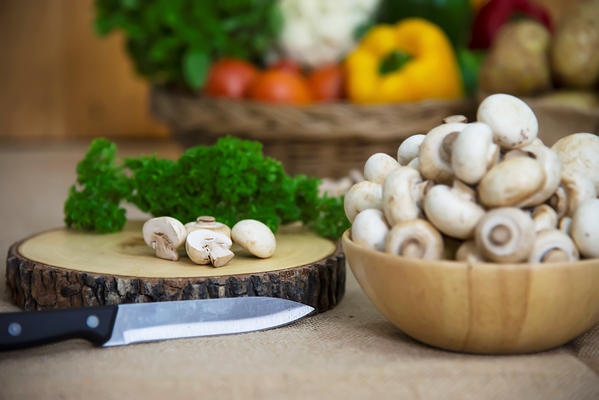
(64, 137, 350, 239)
(94, 0, 281, 91)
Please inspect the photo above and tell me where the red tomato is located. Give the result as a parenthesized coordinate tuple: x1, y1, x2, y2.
(250, 70, 313, 105)
(307, 64, 344, 102)
(270, 59, 302, 74)
(204, 58, 259, 99)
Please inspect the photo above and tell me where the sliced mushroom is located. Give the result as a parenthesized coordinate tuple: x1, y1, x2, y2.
(552, 133, 599, 192)
(451, 122, 500, 185)
(383, 167, 432, 225)
(532, 204, 558, 232)
(528, 229, 579, 263)
(475, 207, 536, 263)
(517, 145, 562, 207)
(186, 229, 234, 267)
(343, 181, 384, 223)
(477, 93, 538, 149)
(455, 240, 485, 263)
(424, 180, 486, 240)
(185, 216, 231, 238)
(142, 217, 187, 261)
(231, 219, 276, 259)
(363, 153, 400, 184)
(385, 219, 444, 260)
(351, 209, 390, 252)
(397, 134, 425, 166)
(571, 199, 599, 259)
(478, 157, 545, 208)
(419, 122, 467, 185)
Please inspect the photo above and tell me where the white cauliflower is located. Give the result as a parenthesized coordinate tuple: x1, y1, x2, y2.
(276, 0, 380, 68)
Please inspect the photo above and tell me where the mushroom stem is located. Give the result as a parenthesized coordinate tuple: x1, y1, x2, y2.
(532, 204, 558, 232)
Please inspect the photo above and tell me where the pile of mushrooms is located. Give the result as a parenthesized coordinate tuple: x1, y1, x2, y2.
(346, 93, 599, 264)
(142, 216, 276, 267)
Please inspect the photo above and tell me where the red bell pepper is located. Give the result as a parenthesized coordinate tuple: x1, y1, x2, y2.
(469, 0, 552, 49)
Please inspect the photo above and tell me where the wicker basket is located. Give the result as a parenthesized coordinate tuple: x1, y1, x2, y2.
(151, 86, 477, 178)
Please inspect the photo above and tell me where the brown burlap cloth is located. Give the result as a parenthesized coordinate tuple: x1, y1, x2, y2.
(1, 142, 599, 400)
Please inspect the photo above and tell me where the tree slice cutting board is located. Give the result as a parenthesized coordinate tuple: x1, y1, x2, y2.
(5, 221, 346, 313)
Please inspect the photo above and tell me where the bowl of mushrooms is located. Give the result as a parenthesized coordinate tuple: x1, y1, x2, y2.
(342, 93, 599, 354)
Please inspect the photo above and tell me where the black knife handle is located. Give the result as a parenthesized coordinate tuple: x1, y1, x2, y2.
(0, 306, 118, 352)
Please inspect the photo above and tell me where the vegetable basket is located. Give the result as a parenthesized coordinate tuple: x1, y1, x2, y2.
(151, 86, 476, 178)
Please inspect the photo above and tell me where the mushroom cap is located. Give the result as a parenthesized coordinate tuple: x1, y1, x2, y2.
(478, 157, 545, 207)
(477, 94, 538, 149)
(424, 182, 486, 240)
(571, 199, 599, 259)
(343, 180, 384, 223)
(382, 166, 425, 225)
(528, 229, 579, 263)
(561, 170, 598, 216)
(142, 216, 187, 249)
(407, 157, 420, 172)
(475, 207, 536, 263)
(231, 219, 276, 259)
(363, 153, 400, 184)
(385, 219, 444, 260)
(419, 122, 467, 184)
(517, 145, 562, 208)
(185, 216, 232, 238)
(397, 134, 426, 166)
(451, 122, 499, 185)
(552, 133, 599, 192)
(351, 209, 390, 252)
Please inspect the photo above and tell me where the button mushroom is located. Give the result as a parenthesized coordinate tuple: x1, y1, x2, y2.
(343, 181, 384, 223)
(363, 153, 400, 184)
(397, 134, 425, 166)
(142, 217, 188, 261)
(423, 180, 486, 240)
(185, 216, 232, 238)
(451, 122, 500, 185)
(531, 204, 558, 232)
(571, 199, 599, 259)
(478, 157, 545, 208)
(475, 207, 536, 263)
(351, 209, 390, 252)
(477, 93, 538, 149)
(186, 229, 235, 267)
(551, 133, 599, 192)
(231, 219, 276, 259)
(419, 122, 467, 185)
(528, 229, 580, 263)
(382, 166, 432, 226)
(385, 219, 444, 260)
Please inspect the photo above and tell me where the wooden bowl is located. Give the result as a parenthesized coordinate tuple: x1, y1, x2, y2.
(341, 230, 599, 354)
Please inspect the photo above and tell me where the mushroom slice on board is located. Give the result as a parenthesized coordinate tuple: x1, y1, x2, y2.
(424, 180, 486, 240)
(477, 93, 538, 149)
(419, 122, 467, 185)
(343, 181, 384, 223)
(351, 209, 390, 252)
(571, 199, 599, 259)
(451, 122, 500, 185)
(475, 207, 536, 263)
(478, 157, 545, 208)
(363, 153, 400, 185)
(142, 217, 188, 261)
(397, 134, 426, 166)
(528, 229, 579, 263)
(232, 219, 276, 259)
(383, 166, 432, 226)
(385, 219, 444, 260)
(186, 229, 235, 267)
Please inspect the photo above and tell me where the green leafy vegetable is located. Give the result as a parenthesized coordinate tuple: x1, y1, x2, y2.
(64, 137, 350, 239)
(94, 0, 281, 90)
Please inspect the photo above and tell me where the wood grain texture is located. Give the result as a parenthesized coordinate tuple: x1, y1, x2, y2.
(0, 0, 168, 139)
(342, 230, 599, 354)
(5, 223, 346, 313)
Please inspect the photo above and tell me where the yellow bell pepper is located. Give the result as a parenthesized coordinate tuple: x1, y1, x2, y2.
(345, 18, 464, 104)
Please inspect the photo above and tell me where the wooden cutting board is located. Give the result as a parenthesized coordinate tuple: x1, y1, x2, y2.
(5, 221, 345, 313)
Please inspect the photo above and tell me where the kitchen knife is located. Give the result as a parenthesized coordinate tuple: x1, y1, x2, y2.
(0, 297, 314, 352)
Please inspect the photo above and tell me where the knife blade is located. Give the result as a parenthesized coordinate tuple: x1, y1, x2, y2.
(0, 297, 314, 352)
